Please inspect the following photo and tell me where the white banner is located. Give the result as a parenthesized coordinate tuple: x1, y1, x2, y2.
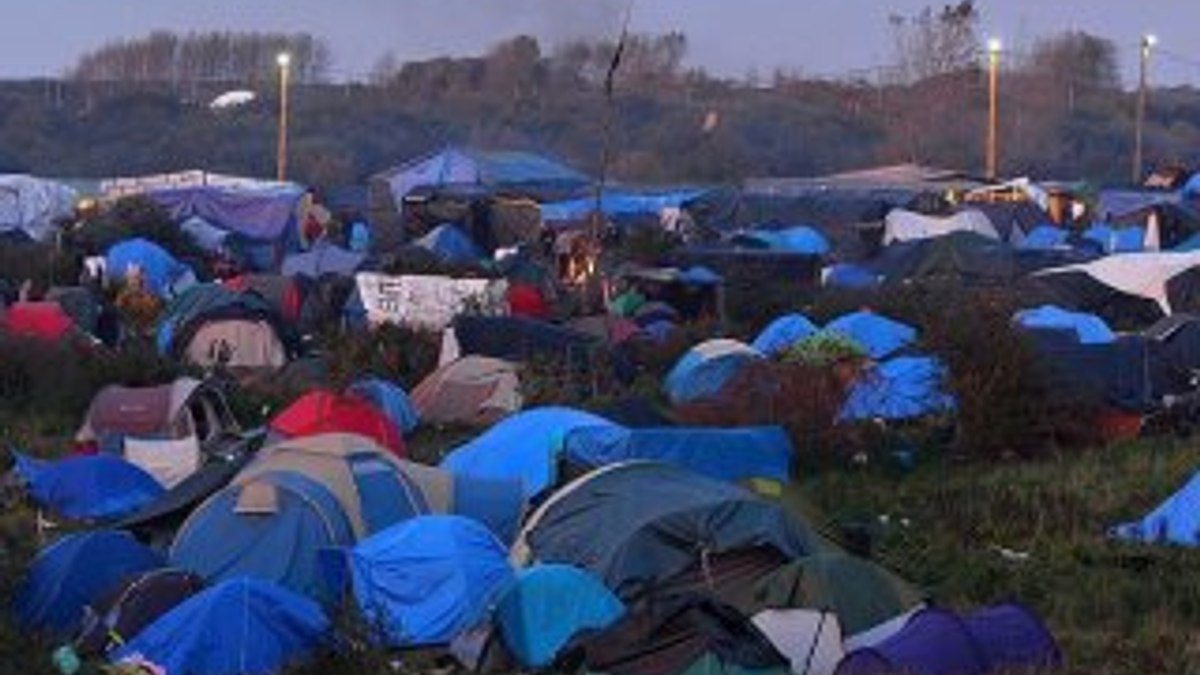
(356, 273, 509, 330)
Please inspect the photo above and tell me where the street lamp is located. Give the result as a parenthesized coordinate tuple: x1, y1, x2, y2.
(1133, 34, 1157, 185)
(986, 38, 1002, 181)
(276, 51, 291, 182)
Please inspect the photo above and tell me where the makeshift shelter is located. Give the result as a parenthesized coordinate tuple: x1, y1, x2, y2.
(495, 564, 625, 668)
(839, 357, 955, 422)
(415, 223, 484, 264)
(822, 264, 880, 289)
(440, 407, 617, 499)
(1019, 271, 1164, 331)
(1014, 305, 1116, 345)
(1035, 251, 1200, 316)
(104, 238, 195, 298)
(170, 470, 356, 597)
(16, 453, 165, 521)
(76, 377, 238, 487)
(3, 301, 78, 341)
(514, 463, 816, 599)
(157, 284, 295, 369)
(0, 174, 77, 241)
(236, 433, 436, 539)
(334, 515, 515, 646)
(1112, 470, 1200, 546)
(836, 604, 1060, 675)
(733, 226, 832, 255)
(346, 377, 420, 436)
(822, 311, 917, 361)
(269, 390, 406, 457)
(180, 215, 230, 254)
(15, 530, 163, 639)
(665, 339, 765, 406)
(281, 240, 366, 279)
(540, 188, 709, 230)
(562, 426, 793, 484)
(869, 232, 1039, 286)
(752, 314, 820, 357)
(75, 568, 206, 657)
(1081, 224, 1146, 254)
(882, 209, 998, 245)
(1019, 225, 1071, 251)
(111, 578, 329, 675)
(376, 147, 590, 204)
(411, 356, 522, 427)
(452, 315, 599, 367)
(1142, 314, 1200, 397)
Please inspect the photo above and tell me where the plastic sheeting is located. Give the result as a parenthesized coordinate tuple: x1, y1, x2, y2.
(883, 209, 999, 245)
(839, 357, 955, 422)
(1014, 305, 1116, 345)
(822, 311, 918, 361)
(105, 238, 194, 298)
(1112, 470, 1200, 546)
(381, 147, 590, 202)
(111, 578, 329, 675)
(736, 226, 831, 255)
(563, 425, 792, 483)
(415, 223, 484, 263)
(0, 174, 77, 241)
(281, 241, 366, 279)
(149, 184, 304, 241)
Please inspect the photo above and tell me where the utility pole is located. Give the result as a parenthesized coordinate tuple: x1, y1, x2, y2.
(1132, 34, 1157, 185)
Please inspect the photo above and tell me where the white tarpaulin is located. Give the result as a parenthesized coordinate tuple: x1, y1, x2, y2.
(883, 208, 999, 245)
(0, 175, 78, 241)
(1036, 251, 1200, 314)
(356, 273, 509, 330)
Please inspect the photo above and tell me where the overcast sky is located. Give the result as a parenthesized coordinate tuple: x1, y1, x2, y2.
(3, 1, 1197, 86)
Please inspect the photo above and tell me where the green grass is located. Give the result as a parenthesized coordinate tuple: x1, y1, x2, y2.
(792, 438, 1200, 674)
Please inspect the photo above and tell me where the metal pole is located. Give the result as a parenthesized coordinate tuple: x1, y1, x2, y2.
(276, 55, 291, 182)
(987, 44, 1000, 181)
(1133, 37, 1152, 185)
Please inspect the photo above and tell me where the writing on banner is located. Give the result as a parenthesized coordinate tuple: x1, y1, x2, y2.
(356, 273, 509, 330)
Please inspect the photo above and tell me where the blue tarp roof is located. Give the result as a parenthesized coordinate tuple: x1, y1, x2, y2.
(1015, 305, 1117, 345)
(563, 425, 792, 483)
(17, 453, 165, 521)
(541, 188, 708, 225)
(752, 313, 820, 357)
(112, 578, 329, 675)
(383, 147, 590, 202)
(495, 564, 625, 668)
(414, 223, 483, 264)
(105, 238, 194, 299)
(340, 515, 514, 646)
(1112, 470, 1200, 546)
(839, 356, 955, 422)
(823, 311, 918, 360)
(346, 378, 420, 436)
(440, 407, 618, 499)
(170, 471, 356, 598)
(15, 530, 163, 638)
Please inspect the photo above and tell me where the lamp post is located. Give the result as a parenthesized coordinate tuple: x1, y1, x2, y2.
(1133, 34, 1157, 185)
(276, 51, 291, 182)
(986, 38, 1002, 181)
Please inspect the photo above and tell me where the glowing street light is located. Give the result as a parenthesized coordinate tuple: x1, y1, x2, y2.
(986, 38, 1002, 180)
(276, 52, 292, 182)
(1133, 34, 1157, 184)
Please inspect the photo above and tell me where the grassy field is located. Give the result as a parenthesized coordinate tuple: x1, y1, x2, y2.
(2, 433, 1199, 673)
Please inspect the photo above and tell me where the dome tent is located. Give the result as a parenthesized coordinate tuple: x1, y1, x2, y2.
(665, 339, 765, 405)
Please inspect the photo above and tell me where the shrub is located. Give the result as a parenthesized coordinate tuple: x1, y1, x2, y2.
(66, 195, 203, 262)
(318, 324, 441, 391)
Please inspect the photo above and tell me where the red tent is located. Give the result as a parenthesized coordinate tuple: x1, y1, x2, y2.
(3, 302, 75, 341)
(269, 390, 406, 457)
(507, 283, 548, 319)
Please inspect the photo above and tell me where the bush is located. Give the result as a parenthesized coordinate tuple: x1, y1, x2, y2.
(66, 195, 203, 262)
(318, 324, 441, 391)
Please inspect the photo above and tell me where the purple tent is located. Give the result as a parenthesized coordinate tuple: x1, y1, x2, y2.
(836, 604, 1060, 675)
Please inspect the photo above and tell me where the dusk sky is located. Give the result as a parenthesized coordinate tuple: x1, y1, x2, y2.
(3, 1, 1197, 86)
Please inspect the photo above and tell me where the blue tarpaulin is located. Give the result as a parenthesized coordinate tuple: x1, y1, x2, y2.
(281, 241, 366, 279)
(541, 189, 708, 225)
(1014, 305, 1116, 345)
(111, 578, 330, 675)
(735, 226, 831, 255)
(382, 147, 590, 202)
(340, 516, 515, 646)
(105, 238, 194, 298)
(1112, 471, 1200, 546)
(839, 356, 955, 421)
(150, 184, 304, 242)
(415, 223, 483, 263)
(824, 263, 881, 289)
(19, 453, 165, 521)
(440, 407, 618, 499)
(752, 314, 820, 357)
(563, 425, 792, 483)
(495, 565, 625, 668)
(1082, 224, 1145, 253)
(15, 530, 163, 638)
(1019, 226, 1071, 251)
(823, 311, 918, 360)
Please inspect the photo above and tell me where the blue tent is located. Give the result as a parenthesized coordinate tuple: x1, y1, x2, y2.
(665, 339, 764, 405)
(280, 240, 366, 279)
(338, 515, 514, 646)
(105, 238, 194, 298)
(452, 473, 527, 546)
(824, 263, 881, 289)
(440, 407, 618, 499)
(839, 356, 956, 422)
(823, 311, 918, 360)
(19, 453, 165, 521)
(170, 471, 355, 598)
(111, 578, 329, 675)
(15, 530, 163, 638)
(1014, 305, 1116, 345)
(752, 314, 820, 357)
(1112, 471, 1200, 546)
(415, 223, 484, 263)
(346, 378, 420, 436)
(1082, 224, 1145, 253)
(736, 226, 831, 255)
(563, 426, 792, 483)
(1019, 226, 1070, 251)
(495, 564, 625, 668)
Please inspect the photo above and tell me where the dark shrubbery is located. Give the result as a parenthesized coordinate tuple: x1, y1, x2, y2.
(319, 324, 441, 392)
(67, 196, 203, 263)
